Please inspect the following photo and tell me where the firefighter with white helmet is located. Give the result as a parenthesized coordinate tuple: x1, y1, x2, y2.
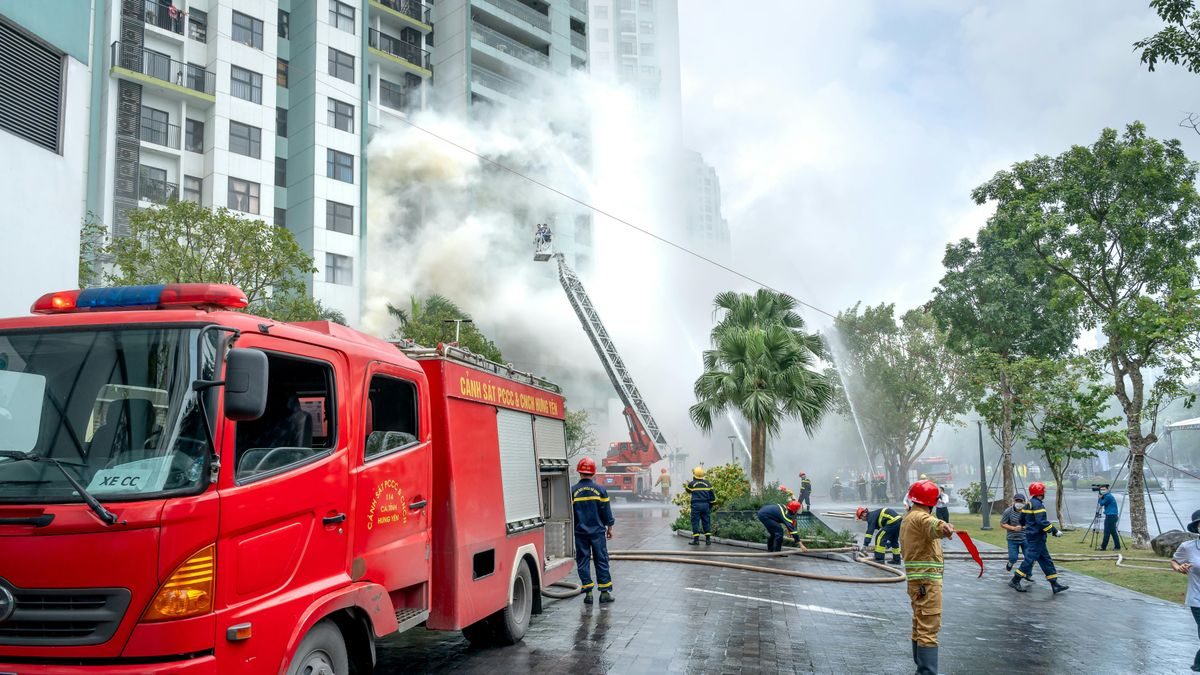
(900, 479, 955, 675)
(572, 457, 615, 604)
(685, 466, 716, 545)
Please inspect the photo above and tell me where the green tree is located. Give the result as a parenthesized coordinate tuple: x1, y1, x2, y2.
(1025, 360, 1127, 526)
(972, 123, 1200, 547)
(1135, 0, 1200, 72)
(77, 213, 107, 288)
(255, 293, 347, 325)
(689, 290, 835, 491)
(387, 294, 504, 362)
(564, 409, 597, 461)
(931, 232, 1076, 504)
(833, 304, 971, 498)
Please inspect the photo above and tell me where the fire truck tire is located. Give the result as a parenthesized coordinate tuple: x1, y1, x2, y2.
(287, 619, 349, 675)
(492, 561, 533, 645)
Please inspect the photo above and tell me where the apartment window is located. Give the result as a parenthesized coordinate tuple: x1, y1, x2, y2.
(232, 11, 264, 49)
(231, 66, 262, 103)
(276, 107, 288, 138)
(185, 63, 207, 92)
(327, 149, 353, 183)
(328, 98, 354, 133)
(328, 48, 355, 83)
(329, 0, 355, 34)
(138, 165, 171, 203)
(640, 0, 653, 7)
(379, 78, 407, 111)
(144, 47, 171, 83)
(228, 177, 260, 214)
(183, 175, 202, 203)
(278, 58, 289, 87)
(139, 106, 169, 146)
(278, 9, 289, 38)
(639, 21, 654, 33)
(188, 9, 208, 42)
(619, 0, 634, 9)
(326, 201, 353, 234)
(229, 121, 261, 159)
(326, 253, 353, 285)
(619, 40, 635, 55)
(275, 157, 287, 187)
(619, 18, 634, 32)
(640, 42, 654, 56)
(185, 118, 204, 152)
(274, 207, 286, 226)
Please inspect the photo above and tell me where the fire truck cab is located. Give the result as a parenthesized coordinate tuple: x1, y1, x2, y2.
(0, 284, 575, 674)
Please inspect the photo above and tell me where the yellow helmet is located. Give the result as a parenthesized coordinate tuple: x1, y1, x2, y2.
(920, 474, 928, 480)
(692, 466, 706, 478)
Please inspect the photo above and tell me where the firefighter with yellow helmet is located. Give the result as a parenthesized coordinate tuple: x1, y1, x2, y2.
(685, 466, 716, 545)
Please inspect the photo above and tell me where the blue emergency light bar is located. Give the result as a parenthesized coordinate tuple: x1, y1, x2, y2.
(32, 284, 249, 314)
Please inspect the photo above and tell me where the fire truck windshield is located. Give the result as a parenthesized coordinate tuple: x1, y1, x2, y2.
(0, 327, 215, 502)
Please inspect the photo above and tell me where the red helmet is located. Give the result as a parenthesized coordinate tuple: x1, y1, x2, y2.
(786, 500, 802, 513)
(799, 471, 807, 477)
(855, 506, 868, 520)
(1029, 482, 1046, 498)
(577, 457, 596, 475)
(907, 479, 940, 507)
(779, 485, 788, 491)
(660, 468, 667, 473)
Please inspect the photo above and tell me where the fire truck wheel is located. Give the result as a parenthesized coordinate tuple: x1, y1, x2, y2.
(493, 561, 533, 645)
(287, 619, 349, 675)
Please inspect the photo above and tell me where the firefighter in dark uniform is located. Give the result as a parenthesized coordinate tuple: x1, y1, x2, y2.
(1009, 481, 1069, 595)
(856, 474, 868, 501)
(572, 457, 615, 604)
(686, 466, 716, 545)
(856, 505, 903, 564)
(757, 500, 807, 552)
(798, 471, 813, 511)
(901, 479, 955, 675)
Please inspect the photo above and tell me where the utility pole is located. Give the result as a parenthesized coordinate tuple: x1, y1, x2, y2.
(978, 420, 992, 530)
(443, 318, 472, 343)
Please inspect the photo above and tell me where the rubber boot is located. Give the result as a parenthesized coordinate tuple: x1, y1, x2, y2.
(890, 553, 902, 565)
(1008, 574, 1027, 593)
(599, 591, 614, 604)
(705, 536, 712, 545)
(1005, 562, 1013, 572)
(874, 553, 885, 564)
(911, 641, 918, 670)
(583, 592, 593, 605)
(688, 538, 700, 546)
(1051, 580, 1070, 594)
(915, 645, 938, 675)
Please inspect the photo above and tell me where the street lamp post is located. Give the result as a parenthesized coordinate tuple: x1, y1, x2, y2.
(443, 318, 473, 343)
(728, 436, 737, 466)
(978, 420, 992, 530)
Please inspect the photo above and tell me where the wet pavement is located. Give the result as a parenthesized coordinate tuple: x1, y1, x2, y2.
(375, 502, 1197, 674)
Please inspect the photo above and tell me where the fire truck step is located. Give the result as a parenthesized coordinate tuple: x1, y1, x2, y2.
(395, 608, 430, 635)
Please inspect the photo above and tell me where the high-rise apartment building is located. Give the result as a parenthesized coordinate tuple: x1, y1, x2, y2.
(682, 149, 730, 261)
(5, 0, 432, 326)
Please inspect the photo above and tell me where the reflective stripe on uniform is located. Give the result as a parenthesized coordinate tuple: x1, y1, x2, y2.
(573, 496, 611, 503)
(1022, 508, 1047, 514)
(906, 573, 944, 581)
(597, 581, 612, 588)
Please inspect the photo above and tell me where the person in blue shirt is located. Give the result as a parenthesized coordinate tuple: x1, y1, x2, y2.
(1009, 482, 1069, 594)
(758, 501, 804, 552)
(685, 466, 716, 545)
(572, 457, 615, 604)
(1096, 483, 1122, 551)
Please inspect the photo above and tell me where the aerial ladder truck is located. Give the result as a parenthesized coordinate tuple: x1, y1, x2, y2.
(536, 237, 669, 500)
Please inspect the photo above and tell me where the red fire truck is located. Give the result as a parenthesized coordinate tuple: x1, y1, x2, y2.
(0, 284, 575, 674)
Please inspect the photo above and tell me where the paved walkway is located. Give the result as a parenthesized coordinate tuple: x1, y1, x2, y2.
(375, 503, 1197, 674)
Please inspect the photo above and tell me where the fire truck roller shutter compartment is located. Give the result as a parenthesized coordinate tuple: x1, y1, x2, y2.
(496, 409, 543, 532)
(533, 416, 573, 561)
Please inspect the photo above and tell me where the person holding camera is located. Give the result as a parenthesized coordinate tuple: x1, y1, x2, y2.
(1096, 483, 1121, 551)
(1000, 493, 1028, 572)
(1009, 481, 1069, 594)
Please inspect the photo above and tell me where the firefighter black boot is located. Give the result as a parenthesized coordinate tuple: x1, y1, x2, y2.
(583, 591, 593, 605)
(915, 645, 938, 675)
(705, 535, 712, 545)
(1051, 580, 1070, 594)
(890, 553, 902, 565)
(689, 537, 700, 546)
(599, 591, 614, 604)
(1008, 574, 1027, 593)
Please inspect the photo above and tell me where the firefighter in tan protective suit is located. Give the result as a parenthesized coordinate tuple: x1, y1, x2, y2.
(655, 468, 671, 498)
(900, 479, 955, 675)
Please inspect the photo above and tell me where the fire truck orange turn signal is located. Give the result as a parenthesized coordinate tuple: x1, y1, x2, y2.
(142, 545, 216, 622)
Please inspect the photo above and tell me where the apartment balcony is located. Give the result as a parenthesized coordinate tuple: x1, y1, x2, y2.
(110, 42, 216, 105)
(135, 118, 181, 150)
(368, 28, 432, 77)
(138, 175, 179, 204)
(472, 22, 549, 70)
(370, 0, 432, 32)
(570, 31, 586, 52)
(141, 0, 184, 35)
(476, 0, 550, 34)
(472, 65, 523, 98)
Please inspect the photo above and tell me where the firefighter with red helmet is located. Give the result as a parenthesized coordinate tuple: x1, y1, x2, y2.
(856, 505, 904, 564)
(757, 500, 808, 552)
(654, 468, 671, 499)
(572, 457, 615, 604)
(1010, 481, 1069, 595)
(900, 479, 955, 675)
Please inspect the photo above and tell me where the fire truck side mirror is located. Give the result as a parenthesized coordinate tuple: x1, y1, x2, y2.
(224, 349, 268, 421)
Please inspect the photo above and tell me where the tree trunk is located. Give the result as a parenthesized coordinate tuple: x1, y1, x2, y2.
(1000, 372, 1015, 503)
(1128, 447, 1150, 548)
(896, 454, 912, 502)
(750, 423, 766, 492)
(1111, 355, 1153, 549)
(1050, 460, 1067, 529)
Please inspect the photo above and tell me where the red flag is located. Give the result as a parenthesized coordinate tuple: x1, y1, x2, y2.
(957, 531, 984, 578)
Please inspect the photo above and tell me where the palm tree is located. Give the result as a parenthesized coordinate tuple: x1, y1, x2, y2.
(689, 289, 834, 491)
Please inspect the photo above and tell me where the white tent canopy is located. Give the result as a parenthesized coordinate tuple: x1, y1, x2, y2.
(1167, 417, 1200, 432)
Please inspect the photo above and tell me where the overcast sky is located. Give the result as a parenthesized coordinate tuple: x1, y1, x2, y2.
(677, 0, 1200, 330)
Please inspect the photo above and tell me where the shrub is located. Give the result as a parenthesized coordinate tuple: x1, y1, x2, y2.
(672, 462, 751, 520)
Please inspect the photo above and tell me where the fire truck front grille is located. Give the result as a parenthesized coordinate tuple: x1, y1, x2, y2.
(0, 580, 131, 647)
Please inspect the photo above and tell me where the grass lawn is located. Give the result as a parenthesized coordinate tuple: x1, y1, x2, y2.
(948, 512, 1185, 604)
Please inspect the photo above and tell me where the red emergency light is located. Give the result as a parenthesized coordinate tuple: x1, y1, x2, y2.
(32, 284, 249, 314)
